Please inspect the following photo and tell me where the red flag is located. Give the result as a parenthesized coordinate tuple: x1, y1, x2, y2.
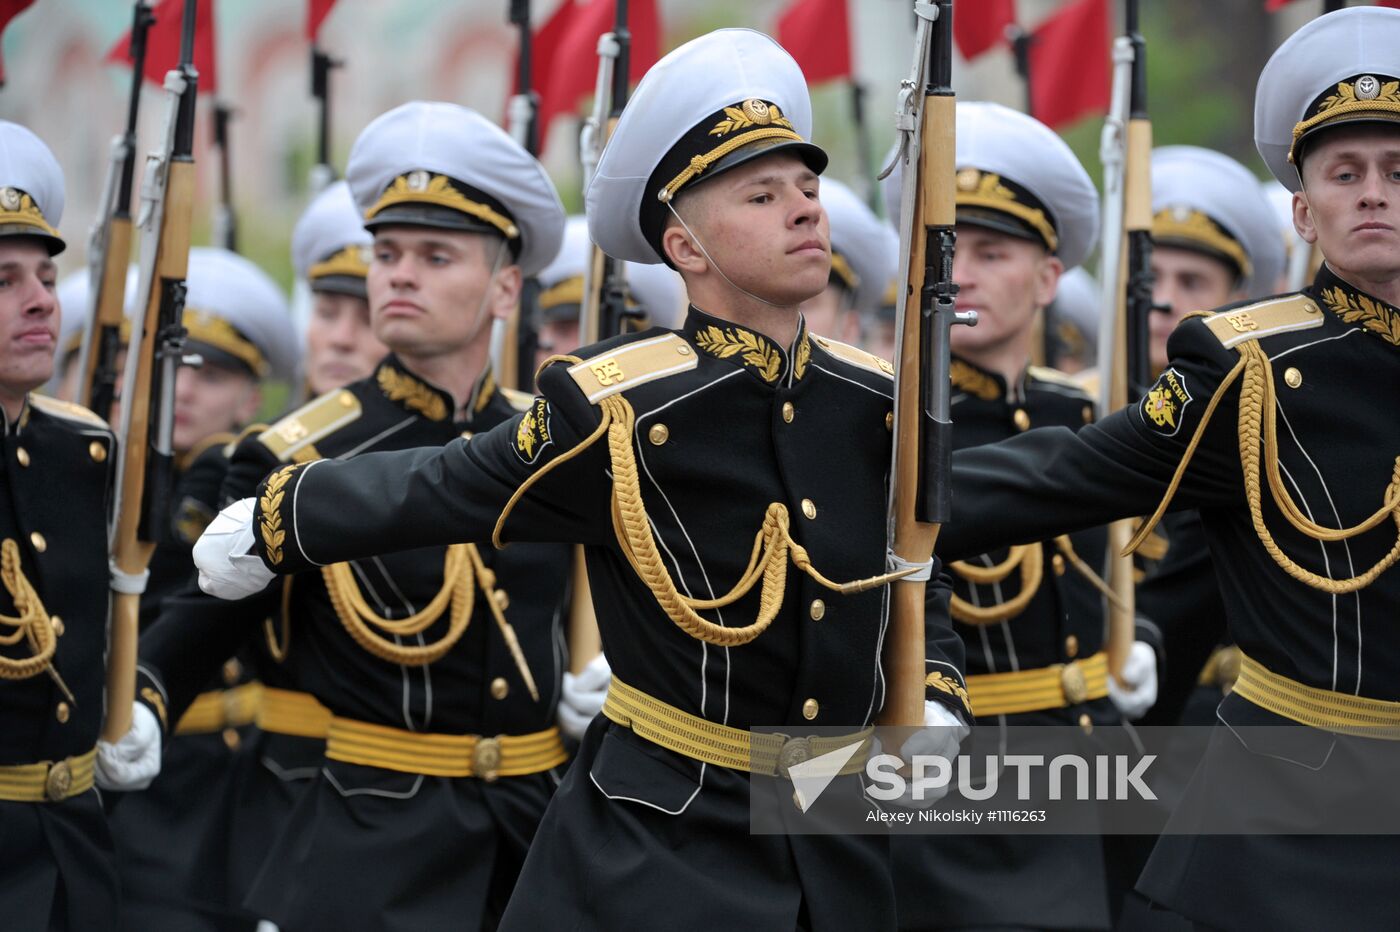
(1263, 0, 1294, 10)
(307, 0, 338, 42)
(777, 0, 851, 86)
(106, 0, 218, 96)
(955, 0, 1015, 61)
(535, 0, 660, 150)
(1028, 0, 1110, 130)
(0, 0, 36, 85)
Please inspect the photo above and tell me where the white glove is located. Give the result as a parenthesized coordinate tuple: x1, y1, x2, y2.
(194, 498, 275, 600)
(888, 701, 971, 807)
(1108, 640, 1159, 721)
(558, 653, 611, 740)
(95, 703, 162, 791)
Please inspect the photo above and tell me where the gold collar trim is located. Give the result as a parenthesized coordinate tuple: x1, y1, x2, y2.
(376, 364, 450, 421)
(366, 172, 519, 240)
(1153, 207, 1252, 279)
(950, 358, 1001, 400)
(1320, 284, 1400, 347)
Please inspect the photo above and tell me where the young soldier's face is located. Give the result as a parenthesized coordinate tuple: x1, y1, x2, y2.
(1297, 127, 1400, 284)
(949, 226, 1059, 359)
(305, 291, 386, 396)
(172, 362, 259, 453)
(0, 240, 58, 407)
(681, 153, 832, 306)
(368, 227, 521, 359)
(1149, 246, 1239, 374)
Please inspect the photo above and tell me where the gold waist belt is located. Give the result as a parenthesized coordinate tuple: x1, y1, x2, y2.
(1233, 651, 1400, 740)
(175, 682, 263, 735)
(324, 716, 568, 781)
(0, 748, 95, 803)
(966, 651, 1109, 718)
(255, 687, 333, 740)
(602, 676, 871, 778)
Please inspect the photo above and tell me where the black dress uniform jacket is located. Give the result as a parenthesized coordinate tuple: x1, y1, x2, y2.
(140, 356, 571, 932)
(0, 395, 117, 932)
(241, 311, 968, 932)
(937, 266, 1400, 932)
(895, 358, 1117, 932)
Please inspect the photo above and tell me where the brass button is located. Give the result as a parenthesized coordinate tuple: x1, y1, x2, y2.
(648, 423, 669, 445)
(1064, 634, 1079, 658)
(802, 698, 819, 720)
(885, 411, 894, 431)
(801, 499, 817, 520)
(16, 446, 29, 467)
(222, 728, 241, 751)
(1078, 713, 1093, 735)
(338, 391, 356, 407)
(55, 702, 70, 724)
(1052, 554, 1066, 576)
(222, 659, 242, 687)
(473, 736, 502, 782)
(490, 677, 510, 700)
(51, 615, 64, 637)
(1013, 409, 1031, 431)
(782, 401, 795, 423)
(89, 441, 107, 462)
(30, 531, 46, 553)
(1082, 405, 1093, 424)
(809, 599, 826, 621)
(1284, 367, 1302, 389)
(1060, 661, 1088, 704)
(494, 590, 510, 611)
(45, 760, 72, 801)
(676, 345, 691, 356)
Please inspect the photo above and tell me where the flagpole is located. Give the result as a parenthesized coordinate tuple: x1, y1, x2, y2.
(849, 80, 879, 215)
(1007, 24, 1033, 118)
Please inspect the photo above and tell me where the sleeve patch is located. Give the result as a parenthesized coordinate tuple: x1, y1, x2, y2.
(1141, 367, 1193, 437)
(514, 397, 553, 465)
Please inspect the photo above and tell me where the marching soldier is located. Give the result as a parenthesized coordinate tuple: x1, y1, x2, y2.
(292, 180, 387, 397)
(143, 101, 578, 932)
(533, 214, 683, 369)
(797, 176, 895, 345)
(0, 119, 155, 932)
(889, 100, 1151, 932)
(930, 8, 1400, 928)
(193, 30, 970, 930)
(1136, 146, 1284, 727)
(106, 246, 297, 932)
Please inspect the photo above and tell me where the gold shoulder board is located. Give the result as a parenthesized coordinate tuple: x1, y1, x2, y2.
(812, 336, 895, 379)
(567, 333, 698, 404)
(1204, 294, 1323, 349)
(28, 394, 109, 428)
(1027, 365, 1090, 394)
(500, 386, 535, 413)
(258, 390, 361, 463)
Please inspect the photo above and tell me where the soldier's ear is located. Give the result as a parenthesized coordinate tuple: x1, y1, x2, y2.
(1292, 190, 1318, 245)
(1033, 254, 1064, 311)
(487, 264, 523, 322)
(662, 222, 706, 275)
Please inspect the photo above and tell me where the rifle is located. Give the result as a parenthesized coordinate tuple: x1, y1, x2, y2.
(1096, 0, 1150, 679)
(490, 0, 542, 391)
(879, 0, 975, 726)
(77, 0, 154, 418)
(567, 0, 638, 674)
(103, 0, 199, 741)
(212, 101, 237, 251)
(309, 45, 340, 193)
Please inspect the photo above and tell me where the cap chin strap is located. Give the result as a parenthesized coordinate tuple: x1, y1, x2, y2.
(665, 201, 784, 310)
(469, 239, 512, 348)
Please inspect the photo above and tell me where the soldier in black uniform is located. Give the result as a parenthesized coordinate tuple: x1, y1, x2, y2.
(105, 246, 298, 932)
(0, 119, 149, 932)
(194, 30, 970, 931)
(889, 100, 1153, 932)
(1136, 146, 1285, 727)
(922, 8, 1400, 929)
(144, 101, 576, 932)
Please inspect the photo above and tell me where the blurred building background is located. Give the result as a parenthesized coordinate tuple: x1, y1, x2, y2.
(0, 0, 1322, 289)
